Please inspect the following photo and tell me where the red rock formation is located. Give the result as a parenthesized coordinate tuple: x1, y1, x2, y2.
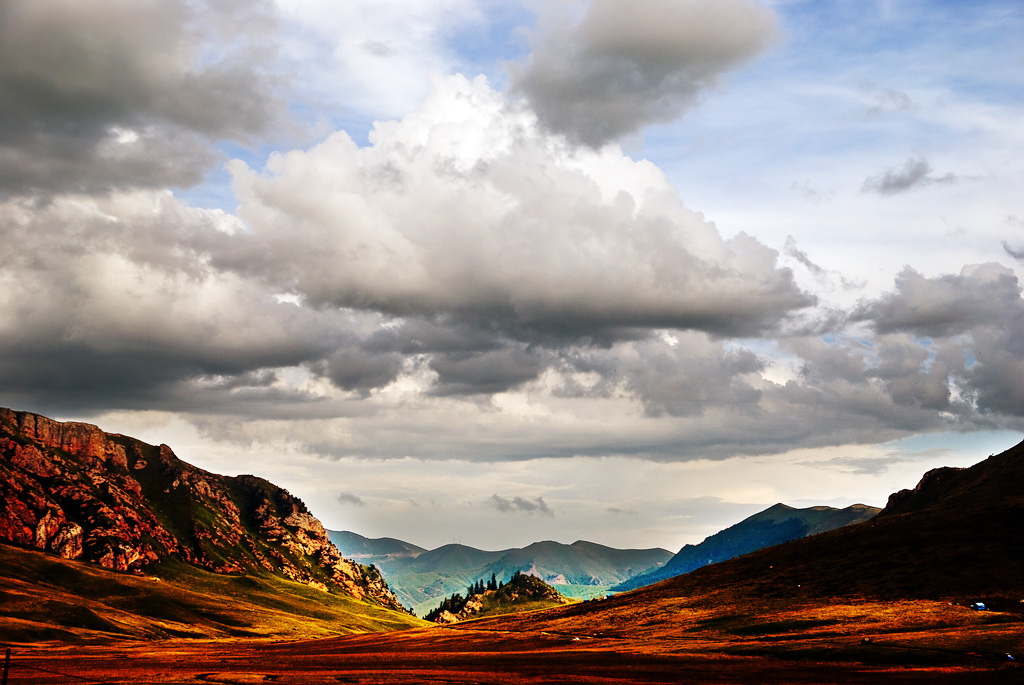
(0, 407, 405, 611)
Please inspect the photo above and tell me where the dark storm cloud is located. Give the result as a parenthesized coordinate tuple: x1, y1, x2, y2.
(319, 349, 405, 394)
(0, 193, 349, 416)
(486, 495, 554, 517)
(855, 264, 1020, 337)
(428, 348, 549, 396)
(561, 336, 764, 418)
(363, 317, 508, 355)
(861, 155, 960, 196)
(509, 0, 777, 147)
(852, 263, 1024, 418)
(0, 0, 283, 196)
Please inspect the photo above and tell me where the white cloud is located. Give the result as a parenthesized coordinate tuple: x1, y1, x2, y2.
(227, 74, 810, 339)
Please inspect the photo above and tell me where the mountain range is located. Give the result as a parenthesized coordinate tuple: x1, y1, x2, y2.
(490, 438, 1024, 627)
(329, 531, 671, 615)
(613, 502, 880, 591)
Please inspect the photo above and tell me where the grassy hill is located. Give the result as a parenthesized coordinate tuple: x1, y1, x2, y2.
(424, 571, 573, 623)
(0, 542, 425, 644)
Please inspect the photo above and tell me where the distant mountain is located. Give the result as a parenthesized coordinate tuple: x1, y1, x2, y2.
(445, 441, 1024, 680)
(331, 531, 671, 615)
(614, 502, 880, 592)
(629, 438, 1024, 602)
(0, 407, 408, 616)
(327, 530, 426, 567)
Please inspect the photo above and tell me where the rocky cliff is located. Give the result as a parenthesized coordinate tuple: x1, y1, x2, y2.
(0, 407, 403, 611)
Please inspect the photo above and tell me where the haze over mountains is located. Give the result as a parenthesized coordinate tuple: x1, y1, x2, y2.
(330, 531, 671, 615)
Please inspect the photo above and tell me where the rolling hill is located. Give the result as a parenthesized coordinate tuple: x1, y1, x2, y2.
(330, 531, 671, 615)
(614, 502, 880, 591)
(424, 571, 572, 623)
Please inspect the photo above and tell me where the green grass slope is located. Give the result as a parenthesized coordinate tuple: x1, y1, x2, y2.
(0, 542, 426, 644)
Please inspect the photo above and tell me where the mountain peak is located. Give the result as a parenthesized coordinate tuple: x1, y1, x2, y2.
(613, 501, 880, 592)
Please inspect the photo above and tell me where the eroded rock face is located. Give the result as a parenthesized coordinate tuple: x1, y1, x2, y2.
(0, 407, 404, 611)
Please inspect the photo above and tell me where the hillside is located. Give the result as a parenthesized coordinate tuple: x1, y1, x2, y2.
(614, 502, 879, 591)
(0, 407, 416, 631)
(331, 532, 671, 615)
(0, 543, 423, 643)
(425, 571, 572, 623)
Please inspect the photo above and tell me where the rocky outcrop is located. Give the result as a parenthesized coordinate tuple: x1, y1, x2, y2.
(0, 407, 404, 612)
(425, 572, 568, 623)
(883, 466, 967, 514)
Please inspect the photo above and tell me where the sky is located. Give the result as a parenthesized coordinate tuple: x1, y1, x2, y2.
(1, 0, 1022, 553)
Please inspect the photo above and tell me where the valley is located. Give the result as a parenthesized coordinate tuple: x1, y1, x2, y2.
(2, 407, 1023, 682)
(4, 595, 1020, 683)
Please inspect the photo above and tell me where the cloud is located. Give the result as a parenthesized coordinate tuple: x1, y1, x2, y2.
(1003, 241, 1024, 263)
(509, 0, 777, 146)
(0, 191, 347, 415)
(855, 263, 1020, 337)
(862, 83, 916, 115)
(487, 494, 554, 517)
(861, 155, 960, 195)
(227, 74, 812, 344)
(852, 263, 1024, 418)
(319, 348, 405, 394)
(0, 0, 284, 197)
(429, 348, 550, 396)
(337, 491, 365, 506)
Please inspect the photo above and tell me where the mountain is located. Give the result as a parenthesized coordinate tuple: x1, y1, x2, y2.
(489, 439, 1024, 632)
(0, 407, 408, 615)
(331, 531, 671, 615)
(327, 530, 426, 567)
(614, 502, 880, 592)
(430, 440, 1024, 680)
(425, 571, 571, 623)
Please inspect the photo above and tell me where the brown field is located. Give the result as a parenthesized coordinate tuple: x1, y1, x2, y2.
(5, 596, 1021, 684)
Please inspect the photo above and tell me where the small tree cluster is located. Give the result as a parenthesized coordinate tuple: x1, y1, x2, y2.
(424, 592, 466, 621)
(425, 572, 516, 622)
